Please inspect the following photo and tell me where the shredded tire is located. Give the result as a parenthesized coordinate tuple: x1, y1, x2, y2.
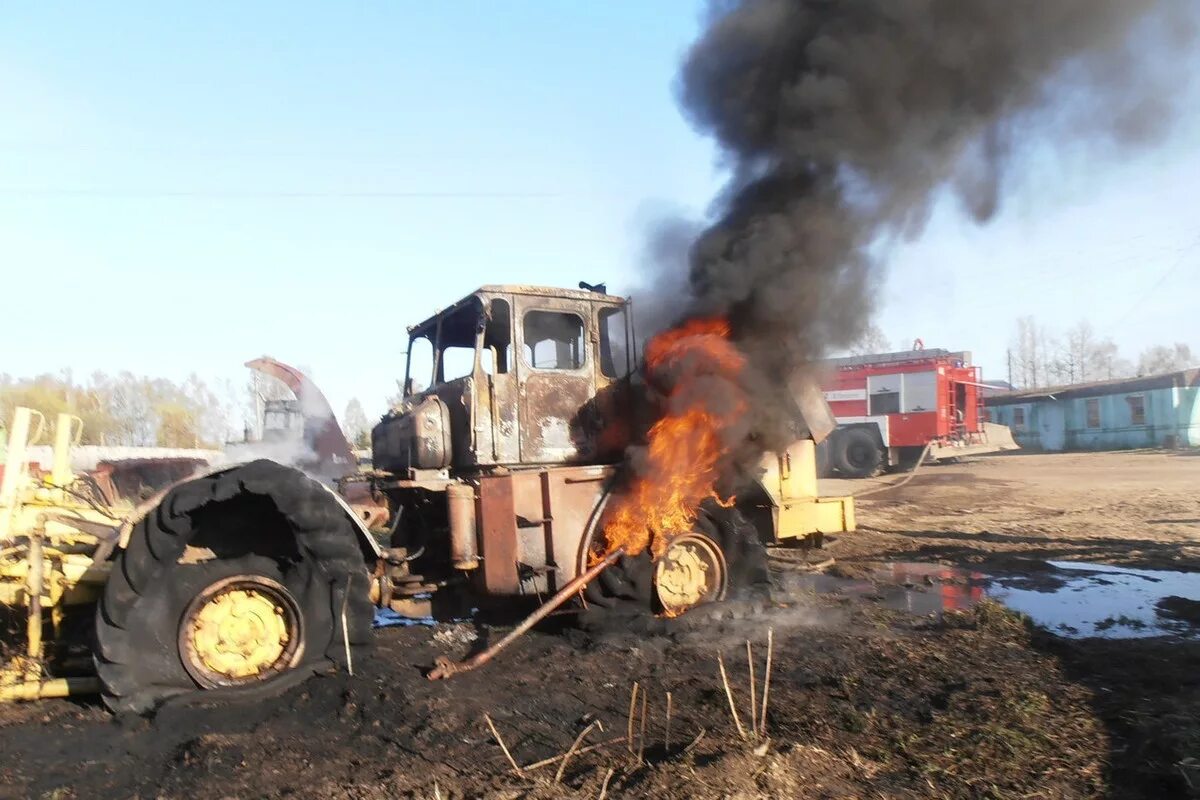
(94, 460, 373, 714)
(581, 502, 769, 631)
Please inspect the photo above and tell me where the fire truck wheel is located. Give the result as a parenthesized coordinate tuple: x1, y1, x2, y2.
(581, 503, 768, 628)
(815, 438, 834, 478)
(94, 461, 373, 715)
(833, 428, 883, 478)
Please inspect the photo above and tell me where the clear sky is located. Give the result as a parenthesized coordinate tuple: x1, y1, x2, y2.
(3, 2, 1198, 430)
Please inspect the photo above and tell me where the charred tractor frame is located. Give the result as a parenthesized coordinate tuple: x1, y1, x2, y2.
(1, 284, 854, 712)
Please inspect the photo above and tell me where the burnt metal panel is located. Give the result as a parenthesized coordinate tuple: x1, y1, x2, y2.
(478, 475, 519, 594)
(541, 466, 611, 586)
(479, 370, 520, 465)
(786, 374, 838, 445)
(514, 294, 598, 464)
(372, 396, 451, 471)
(475, 466, 614, 597)
(245, 357, 355, 475)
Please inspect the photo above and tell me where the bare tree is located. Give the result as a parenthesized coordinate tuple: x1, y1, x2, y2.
(1137, 342, 1195, 376)
(342, 398, 371, 449)
(1087, 338, 1133, 381)
(1061, 320, 1095, 383)
(1011, 316, 1055, 389)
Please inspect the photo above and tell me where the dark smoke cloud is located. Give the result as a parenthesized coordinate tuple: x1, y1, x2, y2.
(648, 0, 1195, 458)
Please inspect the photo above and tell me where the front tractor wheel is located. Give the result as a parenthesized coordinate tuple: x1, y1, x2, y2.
(653, 532, 729, 617)
(582, 503, 767, 628)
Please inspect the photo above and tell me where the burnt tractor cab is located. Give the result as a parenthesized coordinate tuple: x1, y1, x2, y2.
(366, 284, 855, 621)
(368, 285, 637, 614)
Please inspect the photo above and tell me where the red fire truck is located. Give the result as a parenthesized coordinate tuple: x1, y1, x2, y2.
(818, 347, 1017, 478)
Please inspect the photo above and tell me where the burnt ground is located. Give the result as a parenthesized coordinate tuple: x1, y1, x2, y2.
(1, 449, 1198, 799)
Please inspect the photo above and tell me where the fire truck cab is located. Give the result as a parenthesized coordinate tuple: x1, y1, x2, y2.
(819, 347, 1016, 477)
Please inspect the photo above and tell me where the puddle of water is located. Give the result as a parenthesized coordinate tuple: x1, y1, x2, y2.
(791, 562, 988, 618)
(989, 561, 1200, 639)
(789, 560, 1200, 639)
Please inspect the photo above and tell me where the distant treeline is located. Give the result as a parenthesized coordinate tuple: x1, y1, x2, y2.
(0, 371, 235, 449)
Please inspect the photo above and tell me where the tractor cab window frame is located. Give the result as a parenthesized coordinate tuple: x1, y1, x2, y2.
(404, 296, 486, 394)
(522, 309, 586, 371)
(482, 298, 513, 376)
(598, 305, 631, 379)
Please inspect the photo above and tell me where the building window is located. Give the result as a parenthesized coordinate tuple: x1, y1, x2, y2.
(1086, 398, 1100, 429)
(1127, 395, 1146, 426)
(1012, 407, 1025, 428)
(523, 310, 585, 370)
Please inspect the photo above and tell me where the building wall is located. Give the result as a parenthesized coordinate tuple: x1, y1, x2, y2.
(987, 385, 1200, 451)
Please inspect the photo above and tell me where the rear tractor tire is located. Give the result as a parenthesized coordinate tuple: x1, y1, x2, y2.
(582, 503, 768, 628)
(93, 460, 373, 714)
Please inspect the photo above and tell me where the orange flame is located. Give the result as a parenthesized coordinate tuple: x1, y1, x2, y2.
(596, 317, 747, 561)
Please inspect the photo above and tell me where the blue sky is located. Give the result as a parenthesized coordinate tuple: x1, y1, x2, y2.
(2, 2, 1197, 430)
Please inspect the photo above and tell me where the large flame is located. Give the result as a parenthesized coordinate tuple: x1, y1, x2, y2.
(596, 317, 747, 561)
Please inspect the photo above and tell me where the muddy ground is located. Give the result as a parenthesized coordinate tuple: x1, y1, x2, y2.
(1, 449, 1198, 799)
(824, 448, 1200, 575)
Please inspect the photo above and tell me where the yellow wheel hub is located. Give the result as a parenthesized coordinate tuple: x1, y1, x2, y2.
(654, 533, 728, 617)
(179, 576, 303, 688)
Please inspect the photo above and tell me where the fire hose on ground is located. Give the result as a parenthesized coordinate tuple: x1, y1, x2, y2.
(427, 547, 626, 681)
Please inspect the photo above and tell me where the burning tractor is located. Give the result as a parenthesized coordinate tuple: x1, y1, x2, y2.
(1, 284, 853, 712)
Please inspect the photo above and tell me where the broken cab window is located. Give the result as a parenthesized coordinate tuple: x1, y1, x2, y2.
(405, 336, 433, 395)
(483, 298, 512, 375)
(523, 310, 585, 370)
(598, 306, 629, 378)
(440, 346, 476, 382)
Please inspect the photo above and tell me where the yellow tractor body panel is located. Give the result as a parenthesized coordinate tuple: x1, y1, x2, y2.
(758, 439, 856, 541)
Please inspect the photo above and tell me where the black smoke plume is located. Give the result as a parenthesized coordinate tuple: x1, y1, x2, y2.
(649, 0, 1195, 461)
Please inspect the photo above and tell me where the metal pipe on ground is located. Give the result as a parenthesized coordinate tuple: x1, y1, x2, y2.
(0, 677, 102, 703)
(24, 524, 44, 683)
(427, 547, 625, 681)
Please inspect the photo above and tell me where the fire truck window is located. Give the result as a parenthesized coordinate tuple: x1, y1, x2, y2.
(598, 306, 628, 378)
(483, 299, 512, 375)
(523, 310, 585, 370)
(869, 391, 900, 415)
(1086, 398, 1101, 428)
(1126, 395, 1145, 426)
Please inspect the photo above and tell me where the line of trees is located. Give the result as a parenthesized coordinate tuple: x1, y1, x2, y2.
(0, 371, 235, 448)
(846, 320, 1194, 392)
(1, 368, 379, 452)
(1009, 317, 1193, 389)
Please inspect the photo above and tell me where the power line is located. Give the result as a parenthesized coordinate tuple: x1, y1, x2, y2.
(1107, 232, 1200, 332)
